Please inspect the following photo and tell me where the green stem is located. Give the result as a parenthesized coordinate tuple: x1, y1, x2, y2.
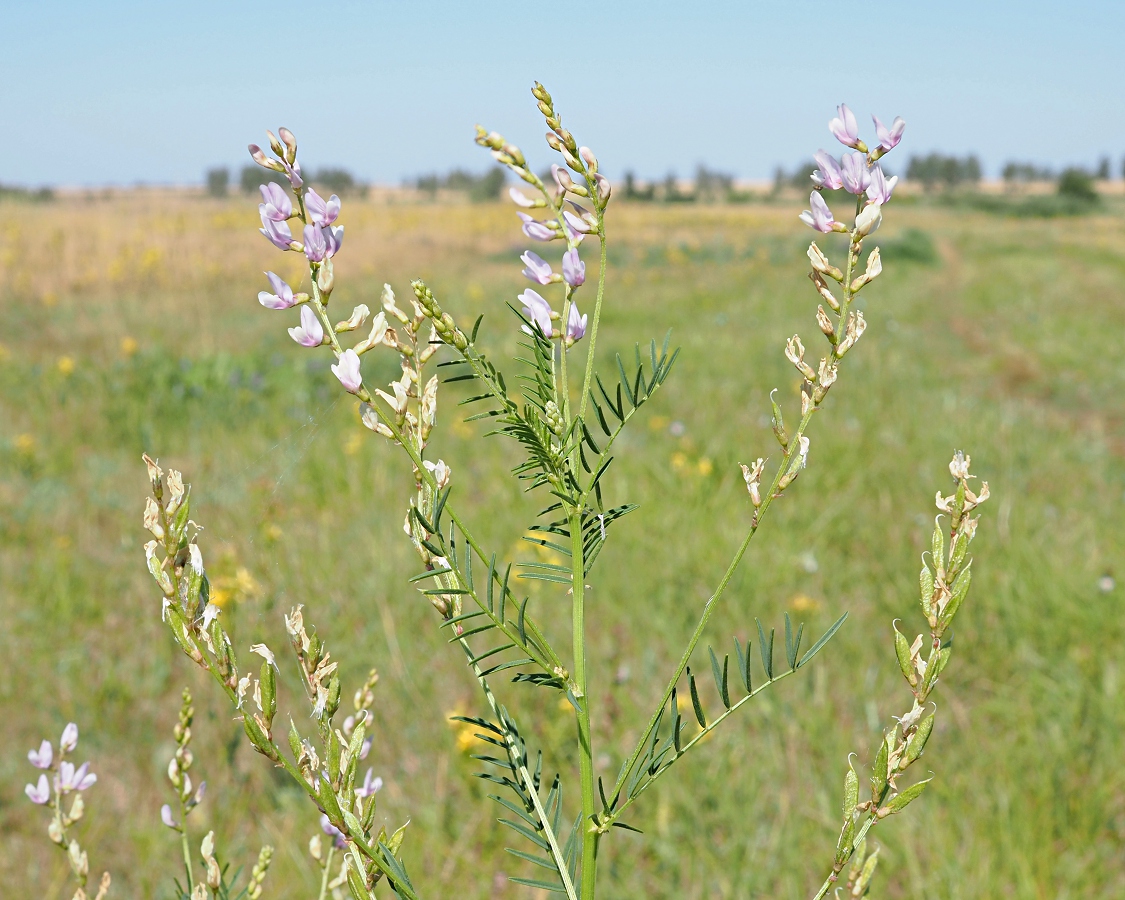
(458, 640, 580, 900)
(576, 228, 608, 425)
(603, 666, 799, 827)
(569, 514, 598, 899)
(179, 805, 194, 893)
(810, 815, 878, 900)
(612, 223, 864, 803)
(317, 845, 336, 900)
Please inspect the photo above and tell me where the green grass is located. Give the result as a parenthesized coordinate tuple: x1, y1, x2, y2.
(1, 195, 1123, 899)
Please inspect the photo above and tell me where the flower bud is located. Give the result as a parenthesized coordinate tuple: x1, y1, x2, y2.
(68, 840, 89, 878)
(248, 145, 285, 173)
(266, 130, 285, 159)
(545, 131, 563, 152)
(561, 146, 583, 173)
(579, 146, 598, 173)
(594, 173, 612, 206)
(502, 143, 525, 166)
(316, 260, 335, 295)
(854, 202, 883, 237)
(532, 82, 552, 104)
(277, 127, 297, 164)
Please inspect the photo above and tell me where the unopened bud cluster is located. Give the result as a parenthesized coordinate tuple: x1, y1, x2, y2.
(160, 688, 207, 831)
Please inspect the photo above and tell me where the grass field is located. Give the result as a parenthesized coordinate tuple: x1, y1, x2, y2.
(1, 190, 1123, 899)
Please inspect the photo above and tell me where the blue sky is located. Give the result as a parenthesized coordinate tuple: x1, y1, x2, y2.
(2, 0, 1122, 186)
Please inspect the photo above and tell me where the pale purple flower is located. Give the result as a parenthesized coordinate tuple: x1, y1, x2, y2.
(355, 769, 383, 799)
(320, 814, 347, 849)
(359, 737, 372, 760)
(866, 165, 898, 205)
(519, 289, 553, 337)
(259, 183, 292, 221)
(305, 188, 340, 227)
(288, 305, 324, 347)
(811, 151, 844, 190)
(872, 114, 906, 151)
(829, 103, 861, 149)
(25, 774, 50, 805)
(60, 723, 78, 753)
(325, 225, 344, 257)
(563, 210, 594, 235)
(282, 159, 303, 189)
(258, 272, 296, 309)
(565, 301, 587, 342)
(521, 251, 554, 285)
(509, 187, 537, 208)
(58, 760, 96, 792)
(161, 804, 179, 828)
(562, 248, 585, 287)
(260, 216, 294, 251)
(28, 740, 52, 769)
(551, 164, 574, 192)
(840, 153, 871, 195)
(303, 224, 328, 262)
(799, 192, 843, 234)
(518, 212, 555, 242)
(331, 349, 363, 393)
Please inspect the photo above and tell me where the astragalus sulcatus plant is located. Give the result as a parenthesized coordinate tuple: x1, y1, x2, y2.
(132, 91, 988, 899)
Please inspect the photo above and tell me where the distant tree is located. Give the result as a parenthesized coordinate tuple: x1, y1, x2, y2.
(469, 167, 505, 202)
(313, 167, 360, 195)
(1057, 168, 1098, 202)
(205, 167, 229, 198)
(241, 164, 286, 194)
(662, 172, 693, 202)
(906, 153, 982, 191)
(1095, 157, 1111, 180)
(412, 168, 505, 201)
(622, 171, 654, 201)
(694, 164, 733, 201)
(1001, 161, 1053, 183)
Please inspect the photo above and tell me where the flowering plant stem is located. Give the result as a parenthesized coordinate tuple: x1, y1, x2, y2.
(568, 510, 598, 897)
(317, 845, 335, 900)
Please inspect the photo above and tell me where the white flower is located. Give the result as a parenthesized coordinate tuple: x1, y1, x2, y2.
(249, 643, 278, 671)
(854, 202, 883, 237)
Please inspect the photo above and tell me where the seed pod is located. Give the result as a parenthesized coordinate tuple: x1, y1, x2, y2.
(260, 661, 276, 727)
(842, 766, 859, 822)
(894, 626, 916, 686)
(903, 712, 934, 765)
(886, 776, 932, 814)
(919, 563, 935, 617)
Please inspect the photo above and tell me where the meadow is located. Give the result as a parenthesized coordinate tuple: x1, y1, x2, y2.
(1, 188, 1123, 899)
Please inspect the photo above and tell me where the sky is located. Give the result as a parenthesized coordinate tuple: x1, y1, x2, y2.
(2, 0, 1123, 187)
